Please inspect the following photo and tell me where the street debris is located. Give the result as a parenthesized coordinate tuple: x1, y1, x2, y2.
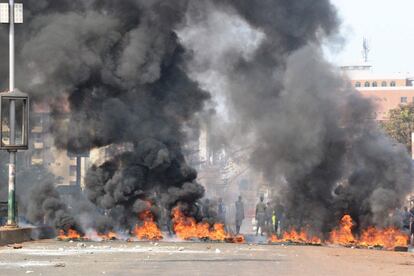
(7, 244, 23, 249)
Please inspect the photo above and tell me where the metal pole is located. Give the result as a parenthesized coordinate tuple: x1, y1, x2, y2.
(9, 0, 13, 91)
(7, 0, 17, 227)
(76, 156, 81, 191)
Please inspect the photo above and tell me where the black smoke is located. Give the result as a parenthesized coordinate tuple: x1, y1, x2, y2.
(84, 138, 205, 230)
(181, 0, 413, 234)
(0, 0, 411, 236)
(0, 1, 210, 232)
(16, 166, 79, 231)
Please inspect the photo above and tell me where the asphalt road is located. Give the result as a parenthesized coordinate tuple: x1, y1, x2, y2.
(0, 240, 413, 276)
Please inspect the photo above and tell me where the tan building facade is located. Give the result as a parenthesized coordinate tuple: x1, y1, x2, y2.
(343, 64, 414, 121)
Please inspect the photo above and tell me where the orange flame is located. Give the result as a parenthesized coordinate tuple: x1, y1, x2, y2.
(133, 210, 163, 241)
(358, 226, 408, 249)
(83, 230, 119, 241)
(58, 229, 82, 240)
(329, 215, 356, 245)
(98, 231, 118, 241)
(329, 215, 409, 249)
(269, 215, 409, 250)
(172, 208, 231, 241)
(230, 234, 246, 244)
(269, 229, 321, 245)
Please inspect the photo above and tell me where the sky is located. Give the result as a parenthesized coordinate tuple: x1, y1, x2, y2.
(327, 0, 414, 74)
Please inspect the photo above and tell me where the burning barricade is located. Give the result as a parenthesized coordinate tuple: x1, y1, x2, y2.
(171, 207, 245, 244)
(133, 210, 163, 241)
(329, 215, 409, 251)
(268, 214, 410, 251)
(57, 206, 245, 244)
(172, 208, 227, 241)
(329, 215, 357, 246)
(269, 229, 322, 246)
(58, 210, 409, 252)
(57, 229, 83, 241)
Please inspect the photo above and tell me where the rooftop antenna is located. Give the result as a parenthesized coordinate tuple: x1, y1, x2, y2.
(362, 37, 370, 63)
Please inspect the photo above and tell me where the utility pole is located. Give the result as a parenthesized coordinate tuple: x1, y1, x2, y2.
(362, 37, 370, 63)
(0, 0, 26, 229)
(7, 0, 17, 227)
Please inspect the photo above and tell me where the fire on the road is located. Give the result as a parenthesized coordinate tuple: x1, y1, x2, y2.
(172, 208, 227, 241)
(170, 208, 245, 243)
(58, 213, 409, 251)
(58, 230, 118, 241)
(329, 215, 356, 245)
(269, 229, 322, 245)
(133, 210, 163, 241)
(269, 215, 409, 250)
(329, 215, 409, 250)
(58, 229, 81, 241)
(57, 208, 245, 244)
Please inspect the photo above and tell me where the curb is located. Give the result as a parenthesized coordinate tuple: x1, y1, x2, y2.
(0, 226, 55, 246)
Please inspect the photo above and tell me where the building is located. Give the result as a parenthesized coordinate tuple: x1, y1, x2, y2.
(342, 63, 414, 121)
(27, 103, 90, 191)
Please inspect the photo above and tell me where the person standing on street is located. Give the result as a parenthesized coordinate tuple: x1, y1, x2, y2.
(272, 210, 278, 234)
(203, 199, 211, 218)
(265, 202, 273, 234)
(255, 195, 266, 236)
(402, 207, 410, 231)
(235, 196, 245, 235)
(218, 198, 226, 225)
(409, 206, 414, 245)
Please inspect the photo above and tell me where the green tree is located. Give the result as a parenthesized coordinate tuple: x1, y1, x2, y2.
(381, 103, 414, 154)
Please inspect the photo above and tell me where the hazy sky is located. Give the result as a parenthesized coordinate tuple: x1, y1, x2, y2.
(328, 0, 414, 74)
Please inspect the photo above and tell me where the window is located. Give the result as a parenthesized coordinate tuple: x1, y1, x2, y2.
(372, 82, 377, 87)
(355, 82, 361, 87)
(69, 166, 77, 176)
(390, 81, 396, 87)
(401, 97, 408, 103)
(364, 81, 370, 87)
(381, 81, 387, 87)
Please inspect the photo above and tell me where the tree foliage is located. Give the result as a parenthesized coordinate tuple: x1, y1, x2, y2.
(381, 103, 414, 153)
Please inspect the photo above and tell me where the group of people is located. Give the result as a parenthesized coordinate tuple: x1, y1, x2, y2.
(201, 196, 245, 234)
(200, 196, 246, 235)
(212, 194, 281, 236)
(255, 195, 280, 236)
(235, 195, 277, 236)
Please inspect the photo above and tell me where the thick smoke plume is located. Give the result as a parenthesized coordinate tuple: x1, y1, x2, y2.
(0, 1, 210, 231)
(182, 0, 413, 233)
(0, 0, 411, 235)
(84, 138, 204, 230)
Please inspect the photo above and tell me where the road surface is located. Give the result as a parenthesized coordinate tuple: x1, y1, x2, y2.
(0, 240, 413, 276)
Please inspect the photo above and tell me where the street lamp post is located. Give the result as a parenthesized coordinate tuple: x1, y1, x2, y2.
(0, 0, 28, 229)
(8, 0, 16, 228)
